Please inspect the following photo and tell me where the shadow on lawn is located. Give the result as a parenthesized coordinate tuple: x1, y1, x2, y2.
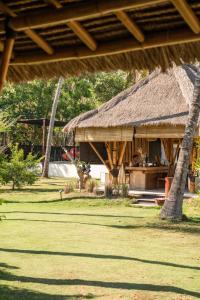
(0, 247, 199, 271)
(5, 217, 141, 230)
(4, 195, 101, 204)
(1, 211, 144, 219)
(4, 216, 200, 234)
(0, 268, 199, 298)
(0, 285, 95, 300)
(0, 263, 96, 299)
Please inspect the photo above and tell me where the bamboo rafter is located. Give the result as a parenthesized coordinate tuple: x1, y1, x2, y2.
(10, 28, 200, 66)
(0, 0, 199, 82)
(0, 1, 54, 54)
(115, 11, 144, 42)
(171, 0, 200, 34)
(45, 0, 97, 51)
(0, 32, 15, 90)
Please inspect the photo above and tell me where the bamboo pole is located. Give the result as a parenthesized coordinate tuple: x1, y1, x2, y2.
(113, 141, 117, 166)
(0, 30, 15, 91)
(0, 1, 53, 54)
(8, 0, 166, 32)
(115, 10, 144, 42)
(105, 142, 113, 169)
(42, 77, 64, 177)
(45, 0, 97, 51)
(171, 0, 200, 34)
(11, 28, 200, 66)
(89, 142, 110, 171)
(118, 141, 127, 166)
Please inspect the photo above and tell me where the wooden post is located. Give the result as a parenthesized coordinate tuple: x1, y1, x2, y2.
(118, 141, 127, 166)
(42, 118, 46, 155)
(113, 141, 117, 166)
(89, 142, 110, 171)
(0, 22, 15, 92)
(105, 142, 113, 169)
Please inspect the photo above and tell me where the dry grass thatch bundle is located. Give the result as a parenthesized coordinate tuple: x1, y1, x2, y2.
(0, 1, 198, 82)
(64, 64, 199, 131)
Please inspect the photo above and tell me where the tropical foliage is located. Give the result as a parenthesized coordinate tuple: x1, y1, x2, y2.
(0, 144, 41, 190)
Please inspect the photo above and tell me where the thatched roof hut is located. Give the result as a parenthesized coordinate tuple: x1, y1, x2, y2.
(64, 64, 200, 189)
(0, 1, 199, 83)
(64, 64, 200, 140)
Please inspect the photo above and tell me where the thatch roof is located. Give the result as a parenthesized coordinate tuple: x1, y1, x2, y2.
(0, 0, 199, 82)
(64, 64, 198, 131)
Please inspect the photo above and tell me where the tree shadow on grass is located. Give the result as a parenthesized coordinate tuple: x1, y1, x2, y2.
(0, 285, 95, 300)
(0, 269, 199, 299)
(145, 222, 200, 235)
(0, 247, 199, 271)
(5, 217, 141, 230)
(4, 195, 101, 204)
(0, 265, 96, 299)
(4, 215, 200, 234)
(1, 211, 144, 219)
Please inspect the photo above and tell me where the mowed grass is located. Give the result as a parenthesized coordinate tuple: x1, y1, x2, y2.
(0, 178, 200, 300)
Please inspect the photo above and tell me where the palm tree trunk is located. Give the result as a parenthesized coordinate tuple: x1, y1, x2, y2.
(42, 77, 64, 178)
(160, 66, 200, 220)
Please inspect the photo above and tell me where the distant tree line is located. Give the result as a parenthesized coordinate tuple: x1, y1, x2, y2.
(0, 71, 133, 145)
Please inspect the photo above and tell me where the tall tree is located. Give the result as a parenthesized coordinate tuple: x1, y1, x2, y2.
(160, 66, 200, 220)
(42, 77, 64, 178)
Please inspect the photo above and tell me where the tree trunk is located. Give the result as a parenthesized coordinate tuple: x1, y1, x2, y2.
(42, 77, 64, 178)
(160, 67, 200, 220)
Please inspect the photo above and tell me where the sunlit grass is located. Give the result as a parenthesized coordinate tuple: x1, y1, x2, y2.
(0, 178, 199, 299)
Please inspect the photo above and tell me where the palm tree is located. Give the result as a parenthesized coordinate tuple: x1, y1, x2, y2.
(160, 66, 200, 220)
(42, 77, 64, 178)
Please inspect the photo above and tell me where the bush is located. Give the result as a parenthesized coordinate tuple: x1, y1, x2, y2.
(64, 179, 77, 194)
(0, 144, 41, 190)
(86, 179, 99, 193)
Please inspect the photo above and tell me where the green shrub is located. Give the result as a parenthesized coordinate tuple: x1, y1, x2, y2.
(64, 179, 77, 194)
(86, 179, 99, 193)
(0, 144, 41, 190)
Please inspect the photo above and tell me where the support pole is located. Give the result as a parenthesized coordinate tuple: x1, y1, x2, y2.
(42, 77, 64, 177)
(89, 142, 110, 171)
(0, 20, 15, 91)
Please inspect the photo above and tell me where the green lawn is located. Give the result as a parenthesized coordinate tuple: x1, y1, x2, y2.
(0, 178, 200, 300)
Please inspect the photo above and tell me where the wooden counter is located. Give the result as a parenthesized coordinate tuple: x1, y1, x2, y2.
(126, 166, 168, 190)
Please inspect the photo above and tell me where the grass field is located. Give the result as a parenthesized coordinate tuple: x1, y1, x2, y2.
(0, 178, 200, 300)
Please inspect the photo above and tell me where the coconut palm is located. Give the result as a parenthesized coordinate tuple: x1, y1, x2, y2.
(160, 66, 200, 220)
(42, 77, 64, 178)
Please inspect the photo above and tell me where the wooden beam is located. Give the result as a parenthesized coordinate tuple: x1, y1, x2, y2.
(24, 29, 54, 55)
(171, 0, 200, 34)
(89, 142, 110, 171)
(67, 21, 97, 51)
(115, 11, 144, 42)
(8, 0, 166, 31)
(112, 142, 118, 166)
(118, 141, 127, 166)
(45, 0, 97, 51)
(0, 36, 15, 91)
(0, 1, 53, 54)
(10, 28, 200, 66)
(105, 142, 113, 169)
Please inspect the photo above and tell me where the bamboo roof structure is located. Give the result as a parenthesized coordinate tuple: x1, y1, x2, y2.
(0, 0, 199, 83)
(64, 64, 199, 131)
